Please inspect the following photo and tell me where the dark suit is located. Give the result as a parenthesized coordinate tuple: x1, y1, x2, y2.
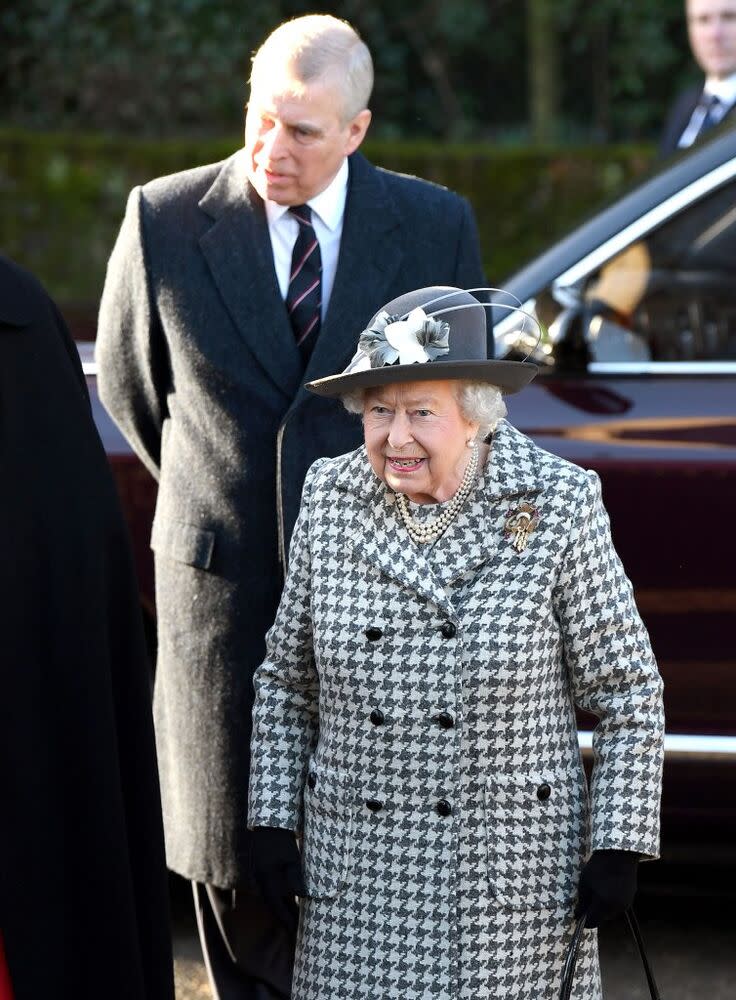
(97, 148, 484, 994)
(659, 82, 736, 157)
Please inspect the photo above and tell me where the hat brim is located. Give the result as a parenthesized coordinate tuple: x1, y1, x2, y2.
(305, 359, 538, 398)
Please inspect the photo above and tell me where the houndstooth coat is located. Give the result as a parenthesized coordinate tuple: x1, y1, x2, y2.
(248, 419, 664, 1000)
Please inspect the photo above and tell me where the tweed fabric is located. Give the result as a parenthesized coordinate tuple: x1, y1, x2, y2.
(248, 420, 664, 999)
(96, 148, 486, 886)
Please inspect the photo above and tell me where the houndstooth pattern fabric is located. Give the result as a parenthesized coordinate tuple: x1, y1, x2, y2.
(249, 419, 664, 1000)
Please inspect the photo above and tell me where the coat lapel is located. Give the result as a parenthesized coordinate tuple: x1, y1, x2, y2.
(331, 423, 543, 611)
(484, 420, 543, 503)
(333, 448, 455, 617)
(297, 154, 406, 400)
(197, 151, 303, 401)
(402, 421, 544, 587)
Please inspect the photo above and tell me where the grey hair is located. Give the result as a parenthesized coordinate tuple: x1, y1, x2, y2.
(250, 15, 373, 123)
(456, 382, 507, 438)
(341, 381, 507, 439)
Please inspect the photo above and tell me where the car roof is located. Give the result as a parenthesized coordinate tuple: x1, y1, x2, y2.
(502, 124, 736, 303)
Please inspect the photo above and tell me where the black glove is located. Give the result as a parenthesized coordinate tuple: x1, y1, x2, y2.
(249, 826, 305, 932)
(575, 849, 639, 928)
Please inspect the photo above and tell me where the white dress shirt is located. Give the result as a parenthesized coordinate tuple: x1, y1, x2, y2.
(678, 72, 736, 148)
(264, 158, 349, 321)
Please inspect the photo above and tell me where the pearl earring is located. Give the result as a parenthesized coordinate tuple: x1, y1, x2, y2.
(466, 438, 475, 448)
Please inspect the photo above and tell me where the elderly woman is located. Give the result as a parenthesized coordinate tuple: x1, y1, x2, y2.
(248, 287, 664, 1000)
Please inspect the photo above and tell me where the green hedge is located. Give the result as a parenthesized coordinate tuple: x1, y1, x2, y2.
(0, 129, 655, 326)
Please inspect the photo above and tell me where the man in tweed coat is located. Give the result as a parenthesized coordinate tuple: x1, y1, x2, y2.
(249, 287, 664, 1000)
(96, 16, 485, 997)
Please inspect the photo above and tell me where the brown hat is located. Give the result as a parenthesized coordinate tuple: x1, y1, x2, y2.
(305, 286, 538, 398)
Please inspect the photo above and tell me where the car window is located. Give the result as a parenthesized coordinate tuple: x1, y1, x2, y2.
(497, 178, 736, 369)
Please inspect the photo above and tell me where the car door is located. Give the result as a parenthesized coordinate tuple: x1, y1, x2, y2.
(494, 150, 736, 850)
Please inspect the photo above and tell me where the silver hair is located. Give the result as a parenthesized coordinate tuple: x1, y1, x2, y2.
(341, 381, 507, 439)
(250, 15, 373, 123)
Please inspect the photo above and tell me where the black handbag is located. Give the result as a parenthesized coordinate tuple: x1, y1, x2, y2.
(559, 908, 662, 1000)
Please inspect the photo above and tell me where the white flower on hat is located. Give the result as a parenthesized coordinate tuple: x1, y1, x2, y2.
(384, 308, 436, 364)
(355, 308, 450, 370)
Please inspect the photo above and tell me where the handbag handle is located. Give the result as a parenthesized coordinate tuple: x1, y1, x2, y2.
(559, 908, 662, 1000)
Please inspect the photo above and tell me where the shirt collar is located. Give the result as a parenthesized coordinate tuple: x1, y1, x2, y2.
(704, 72, 736, 107)
(264, 157, 349, 231)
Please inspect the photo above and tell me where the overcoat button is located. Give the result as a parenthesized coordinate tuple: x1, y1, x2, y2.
(437, 712, 454, 729)
(370, 708, 385, 726)
(436, 799, 452, 817)
(307, 773, 316, 789)
(537, 783, 551, 801)
(440, 621, 457, 639)
(366, 799, 383, 813)
(365, 626, 383, 641)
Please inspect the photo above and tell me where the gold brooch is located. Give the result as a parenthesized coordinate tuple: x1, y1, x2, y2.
(504, 502, 540, 552)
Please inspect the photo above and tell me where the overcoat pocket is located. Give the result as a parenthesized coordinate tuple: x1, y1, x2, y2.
(150, 517, 215, 570)
(302, 764, 352, 901)
(485, 767, 588, 910)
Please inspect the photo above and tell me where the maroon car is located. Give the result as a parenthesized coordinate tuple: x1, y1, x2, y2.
(80, 127, 736, 857)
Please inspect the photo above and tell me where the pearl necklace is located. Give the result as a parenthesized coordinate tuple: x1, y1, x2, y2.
(394, 444, 479, 545)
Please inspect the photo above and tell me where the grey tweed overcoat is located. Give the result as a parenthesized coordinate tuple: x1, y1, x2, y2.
(249, 420, 664, 1000)
(96, 148, 485, 886)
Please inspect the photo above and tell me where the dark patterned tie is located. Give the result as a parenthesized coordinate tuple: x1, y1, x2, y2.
(696, 94, 722, 139)
(286, 204, 322, 356)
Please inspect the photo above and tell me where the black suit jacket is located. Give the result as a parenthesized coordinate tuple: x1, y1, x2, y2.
(659, 82, 736, 157)
(96, 148, 486, 886)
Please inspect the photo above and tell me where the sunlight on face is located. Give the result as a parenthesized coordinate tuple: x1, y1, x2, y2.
(362, 381, 480, 504)
(245, 70, 371, 205)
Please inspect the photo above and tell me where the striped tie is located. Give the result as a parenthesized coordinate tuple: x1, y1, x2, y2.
(286, 204, 322, 355)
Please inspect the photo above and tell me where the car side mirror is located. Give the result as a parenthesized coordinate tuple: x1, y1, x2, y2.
(548, 302, 593, 371)
(548, 295, 650, 369)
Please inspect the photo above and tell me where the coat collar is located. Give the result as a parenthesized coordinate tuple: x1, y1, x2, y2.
(197, 150, 303, 402)
(196, 151, 406, 406)
(0, 255, 34, 326)
(331, 420, 543, 612)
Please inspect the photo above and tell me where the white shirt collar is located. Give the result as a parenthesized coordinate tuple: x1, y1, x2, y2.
(264, 158, 349, 231)
(704, 72, 736, 107)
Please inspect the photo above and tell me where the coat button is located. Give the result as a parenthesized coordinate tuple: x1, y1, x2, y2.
(365, 626, 383, 641)
(366, 799, 383, 813)
(437, 712, 454, 729)
(370, 708, 385, 726)
(307, 773, 316, 789)
(436, 799, 452, 817)
(439, 621, 457, 639)
(537, 783, 551, 801)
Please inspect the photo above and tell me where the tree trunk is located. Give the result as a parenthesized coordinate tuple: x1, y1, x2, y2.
(527, 0, 560, 144)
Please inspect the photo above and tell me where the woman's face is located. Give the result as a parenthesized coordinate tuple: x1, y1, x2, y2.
(362, 380, 479, 504)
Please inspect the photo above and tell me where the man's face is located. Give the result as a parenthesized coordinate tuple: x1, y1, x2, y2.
(245, 71, 371, 205)
(687, 0, 736, 79)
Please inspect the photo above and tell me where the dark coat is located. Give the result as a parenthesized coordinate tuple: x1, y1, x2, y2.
(659, 82, 736, 157)
(96, 149, 486, 888)
(0, 256, 174, 1000)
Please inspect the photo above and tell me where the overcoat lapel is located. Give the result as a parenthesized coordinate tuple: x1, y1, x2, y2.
(484, 420, 542, 501)
(333, 448, 455, 618)
(298, 154, 406, 400)
(197, 152, 303, 401)
(333, 423, 543, 607)
(434, 422, 544, 584)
